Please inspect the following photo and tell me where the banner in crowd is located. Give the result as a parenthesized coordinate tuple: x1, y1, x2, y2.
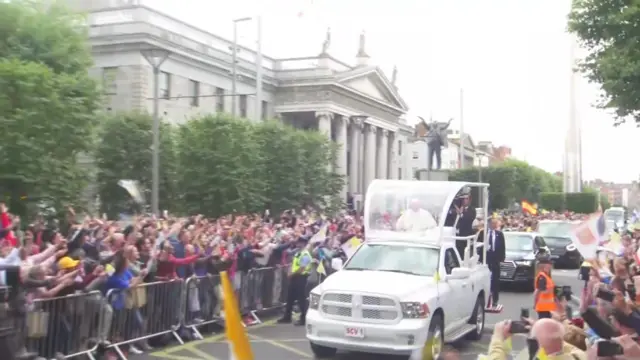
(569, 213, 607, 259)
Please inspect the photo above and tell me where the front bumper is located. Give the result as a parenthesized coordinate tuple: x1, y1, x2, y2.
(305, 309, 428, 355)
(551, 251, 581, 267)
(499, 261, 536, 283)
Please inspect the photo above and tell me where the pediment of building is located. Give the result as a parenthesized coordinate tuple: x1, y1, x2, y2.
(335, 66, 409, 112)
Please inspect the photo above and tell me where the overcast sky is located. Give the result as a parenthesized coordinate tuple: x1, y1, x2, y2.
(139, 0, 637, 183)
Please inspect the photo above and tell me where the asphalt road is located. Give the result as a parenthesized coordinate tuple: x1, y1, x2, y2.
(136, 269, 583, 360)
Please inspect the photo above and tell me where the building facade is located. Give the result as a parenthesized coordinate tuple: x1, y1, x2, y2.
(73, 0, 414, 208)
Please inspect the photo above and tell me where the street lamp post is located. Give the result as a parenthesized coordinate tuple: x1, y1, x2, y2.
(142, 48, 170, 216)
(231, 17, 252, 118)
(476, 153, 486, 206)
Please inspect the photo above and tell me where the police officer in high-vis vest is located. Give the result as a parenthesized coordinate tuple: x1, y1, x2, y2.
(278, 236, 312, 326)
(534, 254, 557, 319)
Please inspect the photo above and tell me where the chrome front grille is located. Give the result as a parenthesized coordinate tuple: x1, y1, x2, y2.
(322, 305, 352, 317)
(323, 293, 352, 303)
(320, 292, 400, 323)
(362, 295, 395, 306)
(499, 262, 516, 279)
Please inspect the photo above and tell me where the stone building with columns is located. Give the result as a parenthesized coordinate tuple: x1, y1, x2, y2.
(73, 0, 414, 209)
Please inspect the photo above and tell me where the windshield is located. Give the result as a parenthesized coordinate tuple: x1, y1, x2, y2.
(344, 243, 439, 276)
(544, 236, 572, 247)
(605, 209, 624, 224)
(504, 234, 534, 251)
(537, 222, 573, 237)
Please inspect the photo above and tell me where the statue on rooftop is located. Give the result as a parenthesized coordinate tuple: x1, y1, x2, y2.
(357, 30, 368, 57)
(417, 116, 453, 170)
(391, 65, 398, 86)
(321, 27, 331, 55)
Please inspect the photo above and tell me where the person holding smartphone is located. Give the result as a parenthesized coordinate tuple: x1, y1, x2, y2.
(534, 254, 557, 319)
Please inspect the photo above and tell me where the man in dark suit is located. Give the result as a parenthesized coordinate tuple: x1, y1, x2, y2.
(483, 218, 505, 308)
(446, 188, 476, 258)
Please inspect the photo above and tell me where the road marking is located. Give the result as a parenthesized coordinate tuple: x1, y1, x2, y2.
(185, 345, 221, 360)
(149, 353, 206, 360)
(150, 318, 277, 357)
(247, 333, 313, 358)
(206, 338, 308, 344)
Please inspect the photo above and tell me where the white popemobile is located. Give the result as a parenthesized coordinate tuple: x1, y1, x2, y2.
(305, 180, 493, 359)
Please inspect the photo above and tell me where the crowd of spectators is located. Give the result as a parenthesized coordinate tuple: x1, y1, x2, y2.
(485, 212, 640, 359)
(0, 204, 363, 360)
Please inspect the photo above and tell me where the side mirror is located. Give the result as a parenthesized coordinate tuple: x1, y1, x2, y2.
(331, 258, 344, 271)
(447, 267, 471, 280)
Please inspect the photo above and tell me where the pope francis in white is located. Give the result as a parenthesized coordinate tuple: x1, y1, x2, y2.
(395, 199, 438, 231)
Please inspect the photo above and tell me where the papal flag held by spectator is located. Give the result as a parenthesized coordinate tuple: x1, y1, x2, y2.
(521, 200, 537, 215)
(220, 271, 254, 360)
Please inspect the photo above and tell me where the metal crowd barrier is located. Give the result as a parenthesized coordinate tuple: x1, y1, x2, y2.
(105, 279, 185, 360)
(25, 291, 105, 360)
(8, 265, 297, 360)
(183, 264, 291, 339)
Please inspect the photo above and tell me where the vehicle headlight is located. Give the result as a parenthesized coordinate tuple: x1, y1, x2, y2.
(515, 260, 533, 266)
(400, 302, 430, 319)
(309, 293, 320, 310)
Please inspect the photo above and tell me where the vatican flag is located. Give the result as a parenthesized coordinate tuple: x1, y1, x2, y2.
(220, 271, 254, 360)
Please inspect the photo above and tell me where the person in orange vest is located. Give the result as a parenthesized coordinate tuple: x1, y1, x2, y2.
(534, 254, 557, 319)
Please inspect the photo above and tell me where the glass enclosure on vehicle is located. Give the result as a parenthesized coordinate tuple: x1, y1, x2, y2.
(364, 180, 488, 248)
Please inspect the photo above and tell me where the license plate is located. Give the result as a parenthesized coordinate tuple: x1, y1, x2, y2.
(500, 271, 507, 277)
(345, 326, 365, 338)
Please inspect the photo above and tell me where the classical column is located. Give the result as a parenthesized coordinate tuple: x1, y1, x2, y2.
(377, 129, 389, 179)
(335, 116, 348, 201)
(316, 111, 333, 171)
(316, 111, 333, 140)
(364, 124, 377, 192)
(349, 118, 363, 195)
(389, 132, 398, 179)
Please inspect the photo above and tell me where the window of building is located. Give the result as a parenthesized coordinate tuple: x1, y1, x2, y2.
(159, 71, 171, 99)
(239, 95, 248, 117)
(189, 80, 199, 106)
(398, 167, 402, 180)
(412, 167, 418, 179)
(215, 87, 225, 112)
(261, 100, 268, 120)
(102, 67, 118, 95)
(398, 141, 403, 156)
(412, 151, 419, 160)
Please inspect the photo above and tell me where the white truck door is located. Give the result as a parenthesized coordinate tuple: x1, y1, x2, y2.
(441, 247, 464, 329)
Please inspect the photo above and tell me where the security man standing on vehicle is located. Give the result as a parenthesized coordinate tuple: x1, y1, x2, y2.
(278, 236, 313, 326)
(534, 254, 557, 319)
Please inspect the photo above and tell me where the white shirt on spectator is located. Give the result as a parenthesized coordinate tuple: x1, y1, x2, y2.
(395, 208, 437, 232)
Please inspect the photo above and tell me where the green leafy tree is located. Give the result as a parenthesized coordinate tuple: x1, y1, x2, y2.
(568, 0, 640, 124)
(175, 114, 266, 217)
(449, 159, 561, 209)
(94, 113, 177, 217)
(173, 114, 344, 217)
(0, 1, 100, 217)
(252, 121, 305, 213)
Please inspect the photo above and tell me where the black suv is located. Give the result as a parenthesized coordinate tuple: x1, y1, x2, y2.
(536, 220, 582, 268)
(499, 231, 549, 292)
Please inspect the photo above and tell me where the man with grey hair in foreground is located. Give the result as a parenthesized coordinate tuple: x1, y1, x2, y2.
(487, 318, 586, 360)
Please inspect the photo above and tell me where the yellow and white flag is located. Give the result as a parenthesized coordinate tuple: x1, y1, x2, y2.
(220, 271, 254, 360)
(309, 224, 328, 245)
